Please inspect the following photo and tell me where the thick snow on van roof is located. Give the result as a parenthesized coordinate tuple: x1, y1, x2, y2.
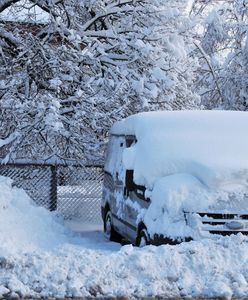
(111, 110, 248, 188)
(111, 111, 248, 238)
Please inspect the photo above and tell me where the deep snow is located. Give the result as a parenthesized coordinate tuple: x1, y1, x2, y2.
(1, 176, 248, 299)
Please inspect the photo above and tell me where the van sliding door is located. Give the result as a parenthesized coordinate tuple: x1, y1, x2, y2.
(124, 170, 150, 243)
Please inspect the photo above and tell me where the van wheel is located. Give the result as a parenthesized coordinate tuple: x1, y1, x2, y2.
(137, 228, 150, 247)
(104, 211, 121, 242)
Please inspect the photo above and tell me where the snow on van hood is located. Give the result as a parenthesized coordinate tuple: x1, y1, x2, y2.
(112, 110, 248, 189)
(144, 173, 248, 239)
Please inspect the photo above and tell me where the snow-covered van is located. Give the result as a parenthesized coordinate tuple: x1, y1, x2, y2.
(101, 111, 248, 246)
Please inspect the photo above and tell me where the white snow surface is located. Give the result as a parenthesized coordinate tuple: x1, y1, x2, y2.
(2, 176, 248, 298)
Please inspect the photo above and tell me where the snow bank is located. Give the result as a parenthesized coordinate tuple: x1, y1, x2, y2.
(1, 230, 248, 298)
(0, 176, 67, 254)
(1, 177, 248, 298)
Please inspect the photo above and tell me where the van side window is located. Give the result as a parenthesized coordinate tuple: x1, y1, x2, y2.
(104, 135, 125, 176)
(125, 135, 137, 148)
(125, 170, 136, 192)
(125, 170, 146, 200)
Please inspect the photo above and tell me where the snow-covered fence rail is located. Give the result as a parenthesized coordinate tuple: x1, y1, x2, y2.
(0, 163, 104, 223)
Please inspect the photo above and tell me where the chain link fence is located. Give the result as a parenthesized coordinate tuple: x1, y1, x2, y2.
(0, 163, 104, 224)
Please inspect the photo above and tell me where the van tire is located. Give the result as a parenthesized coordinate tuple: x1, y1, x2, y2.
(137, 228, 150, 247)
(104, 211, 121, 242)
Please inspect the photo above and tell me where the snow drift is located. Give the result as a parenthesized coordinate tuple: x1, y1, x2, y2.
(0, 176, 67, 254)
(1, 175, 248, 298)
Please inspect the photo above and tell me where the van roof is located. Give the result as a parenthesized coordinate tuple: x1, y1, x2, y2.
(111, 110, 248, 188)
(111, 110, 248, 135)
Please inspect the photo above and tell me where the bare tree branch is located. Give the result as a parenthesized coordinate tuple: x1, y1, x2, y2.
(0, 0, 20, 13)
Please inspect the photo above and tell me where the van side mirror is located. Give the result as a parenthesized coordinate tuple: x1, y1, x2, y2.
(125, 170, 135, 192)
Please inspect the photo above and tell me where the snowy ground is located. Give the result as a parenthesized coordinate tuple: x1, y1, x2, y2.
(2, 176, 248, 299)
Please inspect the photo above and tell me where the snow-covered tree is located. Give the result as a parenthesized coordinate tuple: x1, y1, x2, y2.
(0, 0, 200, 164)
(192, 0, 248, 110)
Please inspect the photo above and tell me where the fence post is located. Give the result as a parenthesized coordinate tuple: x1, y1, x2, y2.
(50, 165, 57, 211)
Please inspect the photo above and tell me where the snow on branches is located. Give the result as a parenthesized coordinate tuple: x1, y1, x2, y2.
(0, 0, 200, 163)
(192, 0, 248, 110)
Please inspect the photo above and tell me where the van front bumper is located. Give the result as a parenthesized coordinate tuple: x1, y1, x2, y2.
(151, 234, 193, 246)
(185, 211, 248, 236)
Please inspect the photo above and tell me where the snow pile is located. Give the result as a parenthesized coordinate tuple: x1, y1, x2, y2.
(1, 178, 248, 298)
(0, 176, 67, 254)
(2, 230, 248, 298)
